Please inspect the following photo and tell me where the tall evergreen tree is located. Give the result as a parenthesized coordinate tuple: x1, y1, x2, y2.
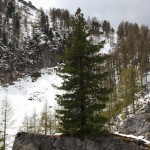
(40, 8, 46, 33)
(0, 14, 2, 38)
(0, 0, 3, 12)
(6, 1, 15, 19)
(55, 8, 110, 137)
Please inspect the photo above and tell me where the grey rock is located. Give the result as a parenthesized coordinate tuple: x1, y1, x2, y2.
(145, 102, 150, 113)
(12, 132, 149, 150)
(119, 103, 150, 139)
(120, 113, 150, 135)
(145, 132, 150, 141)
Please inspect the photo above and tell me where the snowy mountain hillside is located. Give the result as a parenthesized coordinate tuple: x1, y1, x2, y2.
(0, 1, 117, 149)
(0, 29, 115, 148)
(0, 0, 116, 84)
(2, 0, 150, 149)
(0, 0, 68, 84)
(2, 67, 150, 149)
(0, 67, 62, 149)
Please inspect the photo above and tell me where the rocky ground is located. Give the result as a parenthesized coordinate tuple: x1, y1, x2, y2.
(119, 103, 150, 141)
(12, 132, 149, 150)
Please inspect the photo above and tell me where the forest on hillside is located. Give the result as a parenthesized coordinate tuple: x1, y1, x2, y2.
(106, 21, 150, 123)
(1, 0, 150, 148)
(0, 0, 114, 84)
(0, 0, 150, 127)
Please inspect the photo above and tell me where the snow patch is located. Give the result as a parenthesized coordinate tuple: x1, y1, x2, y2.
(0, 67, 62, 149)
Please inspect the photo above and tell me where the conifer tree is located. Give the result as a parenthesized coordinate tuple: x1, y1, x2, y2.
(0, 0, 3, 12)
(0, 14, 2, 38)
(13, 12, 20, 37)
(2, 30, 7, 46)
(7, 1, 15, 19)
(55, 8, 110, 137)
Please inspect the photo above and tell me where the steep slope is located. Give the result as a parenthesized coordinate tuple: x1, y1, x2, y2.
(0, 36, 114, 148)
(0, 0, 115, 84)
(0, 0, 67, 84)
(0, 39, 114, 150)
(0, 67, 61, 149)
(0, 1, 116, 149)
(119, 76, 150, 140)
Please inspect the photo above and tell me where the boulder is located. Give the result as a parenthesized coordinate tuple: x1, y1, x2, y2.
(145, 102, 150, 113)
(12, 132, 149, 150)
(120, 113, 150, 135)
(145, 132, 150, 141)
(119, 103, 150, 140)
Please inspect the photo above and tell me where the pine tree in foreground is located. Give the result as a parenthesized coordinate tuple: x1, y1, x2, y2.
(55, 8, 110, 137)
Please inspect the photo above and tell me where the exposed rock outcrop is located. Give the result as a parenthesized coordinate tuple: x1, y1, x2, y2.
(12, 132, 149, 150)
(120, 103, 150, 140)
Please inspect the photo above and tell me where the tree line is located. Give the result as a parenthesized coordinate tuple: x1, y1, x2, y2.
(52, 10, 150, 136)
(0, 0, 113, 84)
(104, 21, 150, 127)
(1, 0, 150, 141)
(19, 101, 59, 135)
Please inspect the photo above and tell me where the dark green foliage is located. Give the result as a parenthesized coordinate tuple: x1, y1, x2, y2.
(38, 144, 43, 150)
(0, 145, 4, 150)
(2, 30, 7, 46)
(40, 9, 49, 35)
(48, 28, 53, 41)
(55, 8, 110, 137)
(44, 15, 49, 35)
(0, 14, 2, 38)
(12, 12, 20, 38)
(7, 1, 15, 19)
(0, 0, 3, 12)
(31, 71, 41, 81)
(0, 135, 4, 150)
(14, 12, 20, 30)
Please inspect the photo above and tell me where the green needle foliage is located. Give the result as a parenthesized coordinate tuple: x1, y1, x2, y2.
(55, 8, 110, 137)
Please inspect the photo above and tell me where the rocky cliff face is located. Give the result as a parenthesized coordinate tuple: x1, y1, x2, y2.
(120, 103, 150, 141)
(0, 0, 115, 85)
(12, 132, 149, 150)
(0, 0, 68, 84)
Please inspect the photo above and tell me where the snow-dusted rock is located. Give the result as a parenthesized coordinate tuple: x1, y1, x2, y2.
(12, 132, 149, 150)
(120, 103, 150, 140)
(145, 102, 150, 113)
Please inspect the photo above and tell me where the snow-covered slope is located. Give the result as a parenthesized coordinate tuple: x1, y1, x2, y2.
(0, 67, 62, 149)
(0, 34, 115, 148)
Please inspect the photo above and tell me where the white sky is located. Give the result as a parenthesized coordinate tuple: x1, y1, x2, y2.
(29, 0, 150, 30)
